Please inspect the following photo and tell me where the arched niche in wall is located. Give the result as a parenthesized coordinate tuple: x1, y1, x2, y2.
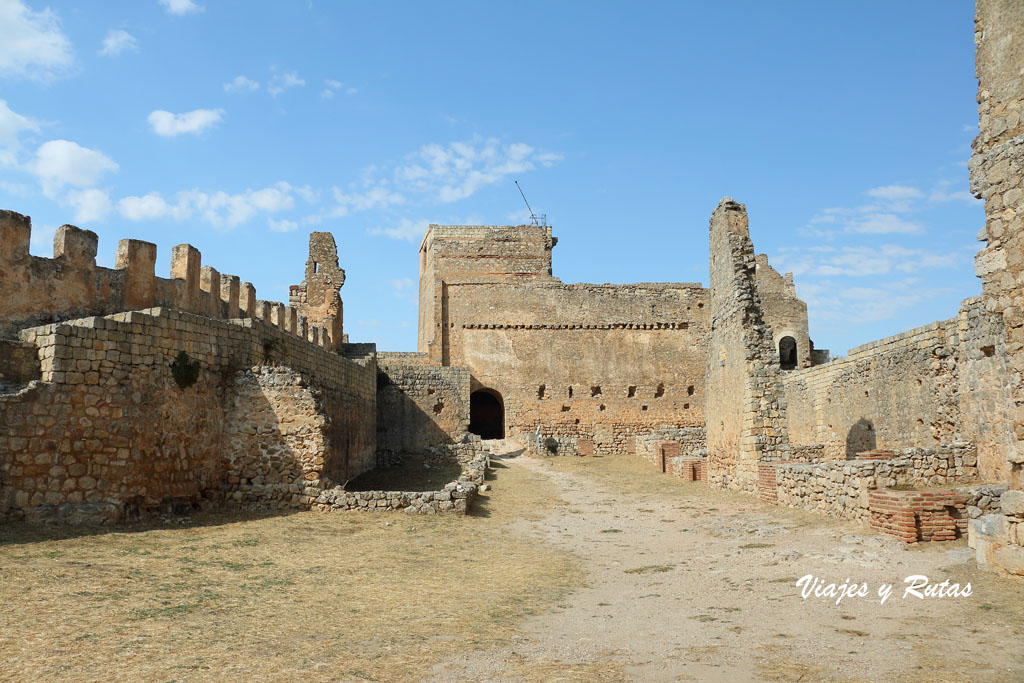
(779, 336, 798, 370)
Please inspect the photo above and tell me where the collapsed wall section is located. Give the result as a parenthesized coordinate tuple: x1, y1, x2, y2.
(704, 198, 789, 492)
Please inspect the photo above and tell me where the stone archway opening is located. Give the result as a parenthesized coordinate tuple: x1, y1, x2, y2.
(779, 336, 797, 370)
(469, 389, 505, 439)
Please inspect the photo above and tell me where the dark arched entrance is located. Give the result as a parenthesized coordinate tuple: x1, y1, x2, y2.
(779, 336, 797, 370)
(470, 389, 504, 439)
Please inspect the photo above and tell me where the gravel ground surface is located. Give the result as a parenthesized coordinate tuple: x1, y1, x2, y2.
(433, 441, 1024, 682)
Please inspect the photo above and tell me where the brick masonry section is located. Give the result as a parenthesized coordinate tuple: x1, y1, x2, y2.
(868, 489, 968, 543)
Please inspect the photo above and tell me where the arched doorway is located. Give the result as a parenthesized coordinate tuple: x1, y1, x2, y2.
(470, 389, 504, 439)
(779, 336, 797, 370)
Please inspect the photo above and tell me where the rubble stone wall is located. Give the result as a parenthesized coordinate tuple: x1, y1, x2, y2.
(970, 0, 1024, 491)
(0, 307, 376, 523)
(773, 443, 979, 523)
(704, 198, 790, 493)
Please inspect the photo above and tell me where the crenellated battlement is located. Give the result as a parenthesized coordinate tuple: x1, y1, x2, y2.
(0, 209, 339, 352)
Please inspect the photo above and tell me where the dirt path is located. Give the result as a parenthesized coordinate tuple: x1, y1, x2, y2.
(433, 443, 1024, 682)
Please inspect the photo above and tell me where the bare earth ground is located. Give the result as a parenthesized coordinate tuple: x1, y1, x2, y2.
(2, 442, 1024, 682)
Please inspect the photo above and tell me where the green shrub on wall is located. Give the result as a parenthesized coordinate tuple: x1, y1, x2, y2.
(170, 350, 201, 389)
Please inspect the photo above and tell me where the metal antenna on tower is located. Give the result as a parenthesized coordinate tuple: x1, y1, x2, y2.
(515, 180, 546, 226)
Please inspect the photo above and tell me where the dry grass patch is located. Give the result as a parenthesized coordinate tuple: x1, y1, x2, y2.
(0, 457, 581, 682)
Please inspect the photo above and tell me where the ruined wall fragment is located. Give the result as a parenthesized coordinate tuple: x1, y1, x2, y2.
(704, 198, 789, 492)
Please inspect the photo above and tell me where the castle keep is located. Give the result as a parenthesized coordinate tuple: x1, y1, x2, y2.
(1, 0, 1023, 577)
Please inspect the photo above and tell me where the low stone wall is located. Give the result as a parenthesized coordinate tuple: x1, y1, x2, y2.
(225, 436, 490, 516)
(636, 427, 707, 460)
(772, 443, 979, 524)
(970, 490, 1024, 577)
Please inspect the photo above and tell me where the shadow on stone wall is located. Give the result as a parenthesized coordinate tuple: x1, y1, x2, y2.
(376, 374, 454, 461)
(845, 417, 877, 460)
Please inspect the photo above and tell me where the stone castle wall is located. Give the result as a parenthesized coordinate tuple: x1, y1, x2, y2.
(0, 307, 376, 523)
(782, 317, 962, 461)
(375, 352, 470, 459)
(0, 210, 340, 352)
(416, 223, 745, 455)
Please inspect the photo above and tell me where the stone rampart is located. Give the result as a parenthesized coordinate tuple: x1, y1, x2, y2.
(0, 307, 376, 523)
(0, 210, 339, 351)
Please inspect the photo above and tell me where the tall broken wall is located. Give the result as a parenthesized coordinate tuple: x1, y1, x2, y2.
(704, 198, 790, 492)
(0, 307, 376, 523)
(971, 0, 1024, 489)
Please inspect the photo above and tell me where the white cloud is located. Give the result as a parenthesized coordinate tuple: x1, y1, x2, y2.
(797, 279, 954, 327)
(320, 79, 355, 99)
(0, 99, 39, 166)
(0, 0, 74, 80)
(65, 188, 111, 223)
(29, 222, 56, 254)
(268, 217, 298, 232)
(845, 213, 922, 235)
(268, 70, 304, 97)
(224, 74, 259, 93)
(773, 244, 966, 278)
(928, 179, 980, 204)
(148, 108, 224, 136)
(28, 139, 118, 196)
(159, 0, 203, 16)
(330, 185, 404, 217)
(99, 29, 138, 57)
(389, 277, 416, 302)
(295, 185, 318, 203)
(367, 218, 428, 242)
(117, 192, 184, 221)
(120, 181, 296, 230)
(390, 277, 414, 291)
(395, 137, 560, 203)
(865, 185, 923, 202)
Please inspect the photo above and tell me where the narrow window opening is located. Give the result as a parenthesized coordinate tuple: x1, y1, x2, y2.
(654, 382, 665, 398)
(568, 386, 573, 398)
(627, 385, 637, 398)
(591, 385, 601, 397)
(687, 385, 694, 396)
(538, 384, 546, 399)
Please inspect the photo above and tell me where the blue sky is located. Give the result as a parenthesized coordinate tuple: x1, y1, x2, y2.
(1, 0, 983, 356)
